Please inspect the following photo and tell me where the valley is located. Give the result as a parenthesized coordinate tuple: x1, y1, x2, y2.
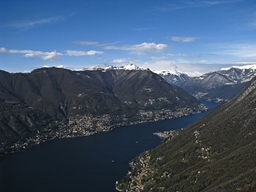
(1, 64, 256, 192)
(0, 101, 218, 192)
(1, 1, 256, 191)
(0, 65, 207, 159)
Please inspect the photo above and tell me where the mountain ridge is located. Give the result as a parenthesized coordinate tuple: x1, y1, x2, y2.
(117, 75, 256, 192)
(0, 67, 206, 159)
(181, 65, 256, 102)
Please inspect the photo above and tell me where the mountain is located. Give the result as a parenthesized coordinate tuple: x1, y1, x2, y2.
(82, 63, 147, 71)
(117, 76, 256, 192)
(0, 66, 206, 159)
(156, 69, 190, 86)
(154, 66, 191, 86)
(181, 64, 256, 102)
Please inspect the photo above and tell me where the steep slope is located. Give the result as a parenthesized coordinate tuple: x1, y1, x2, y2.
(181, 65, 256, 102)
(117, 76, 256, 192)
(0, 67, 206, 159)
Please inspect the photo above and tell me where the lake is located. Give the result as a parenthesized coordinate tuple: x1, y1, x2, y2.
(0, 102, 218, 192)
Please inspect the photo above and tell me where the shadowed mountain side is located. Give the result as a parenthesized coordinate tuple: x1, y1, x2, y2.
(117, 76, 256, 192)
(0, 67, 206, 159)
(181, 67, 256, 102)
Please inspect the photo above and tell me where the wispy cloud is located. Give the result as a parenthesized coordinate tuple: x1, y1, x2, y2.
(6, 16, 65, 30)
(104, 42, 168, 53)
(170, 36, 197, 42)
(0, 47, 103, 60)
(65, 50, 103, 56)
(167, 53, 203, 57)
(73, 41, 168, 54)
(73, 40, 122, 47)
(212, 43, 256, 58)
(72, 41, 102, 46)
(157, 0, 244, 12)
(112, 58, 129, 63)
(0, 47, 62, 60)
(248, 12, 256, 29)
(202, 0, 244, 5)
(133, 27, 152, 31)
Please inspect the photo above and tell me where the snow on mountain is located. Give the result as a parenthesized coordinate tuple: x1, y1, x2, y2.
(81, 64, 147, 71)
(181, 64, 256, 102)
(122, 63, 142, 70)
(154, 65, 183, 76)
(192, 64, 256, 84)
(155, 67, 190, 86)
(218, 64, 256, 84)
(220, 64, 256, 71)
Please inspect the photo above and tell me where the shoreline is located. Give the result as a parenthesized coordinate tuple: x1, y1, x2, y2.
(0, 105, 207, 161)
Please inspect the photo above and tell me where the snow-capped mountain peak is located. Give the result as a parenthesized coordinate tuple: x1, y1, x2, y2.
(155, 67, 190, 86)
(154, 66, 182, 76)
(122, 63, 141, 70)
(81, 64, 147, 71)
(220, 64, 256, 71)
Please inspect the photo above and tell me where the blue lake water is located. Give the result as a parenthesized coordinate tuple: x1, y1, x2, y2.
(0, 102, 218, 192)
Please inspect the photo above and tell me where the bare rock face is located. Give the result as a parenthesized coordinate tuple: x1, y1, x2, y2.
(0, 67, 206, 159)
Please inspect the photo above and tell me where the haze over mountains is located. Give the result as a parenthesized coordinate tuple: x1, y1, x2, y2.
(0, 64, 206, 159)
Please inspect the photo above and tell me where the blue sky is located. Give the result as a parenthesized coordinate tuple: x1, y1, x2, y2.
(1, 0, 256, 75)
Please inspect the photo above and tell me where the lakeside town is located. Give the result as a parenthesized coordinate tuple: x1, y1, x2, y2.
(0, 105, 207, 160)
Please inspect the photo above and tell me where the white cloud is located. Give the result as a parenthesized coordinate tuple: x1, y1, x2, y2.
(105, 42, 168, 53)
(25, 51, 61, 61)
(0, 47, 103, 60)
(87, 50, 103, 55)
(170, 36, 197, 42)
(72, 41, 166, 54)
(65, 50, 103, 56)
(113, 58, 128, 63)
(0, 47, 7, 52)
(0, 47, 62, 60)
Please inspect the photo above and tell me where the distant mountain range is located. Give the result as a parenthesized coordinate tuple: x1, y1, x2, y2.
(82, 63, 147, 71)
(155, 69, 190, 86)
(117, 73, 256, 192)
(158, 64, 256, 102)
(0, 65, 206, 159)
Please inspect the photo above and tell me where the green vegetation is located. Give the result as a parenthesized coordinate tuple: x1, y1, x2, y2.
(117, 77, 256, 191)
(0, 67, 206, 159)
